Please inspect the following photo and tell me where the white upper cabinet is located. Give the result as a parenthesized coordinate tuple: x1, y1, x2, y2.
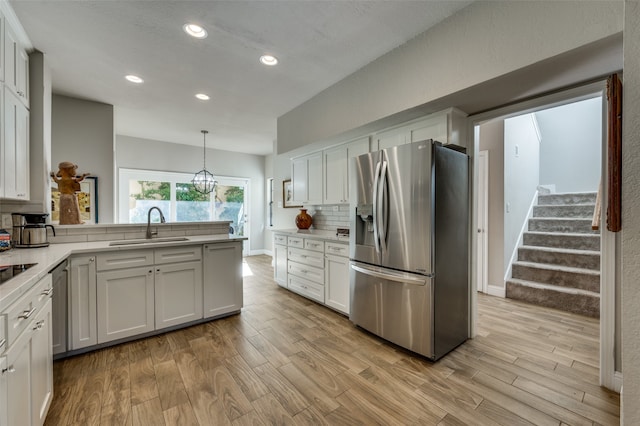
(373, 125, 409, 151)
(292, 151, 323, 205)
(2, 87, 30, 200)
(409, 107, 467, 147)
(324, 136, 369, 204)
(371, 108, 468, 151)
(3, 22, 29, 108)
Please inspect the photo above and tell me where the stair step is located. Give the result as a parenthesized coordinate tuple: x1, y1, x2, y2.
(511, 261, 600, 293)
(528, 218, 598, 234)
(523, 231, 600, 251)
(538, 192, 597, 206)
(518, 246, 600, 270)
(532, 204, 596, 219)
(506, 278, 600, 318)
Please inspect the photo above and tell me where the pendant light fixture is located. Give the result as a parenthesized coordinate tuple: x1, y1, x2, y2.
(192, 130, 216, 194)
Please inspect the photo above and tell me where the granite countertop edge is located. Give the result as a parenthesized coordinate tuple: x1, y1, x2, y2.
(0, 234, 247, 311)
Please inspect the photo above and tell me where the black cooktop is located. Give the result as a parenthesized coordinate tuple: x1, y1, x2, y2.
(0, 263, 38, 285)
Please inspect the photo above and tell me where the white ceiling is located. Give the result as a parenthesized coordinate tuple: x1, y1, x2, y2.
(9, 1, 472, 155)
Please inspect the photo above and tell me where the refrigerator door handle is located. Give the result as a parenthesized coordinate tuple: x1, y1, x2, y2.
(379, 159, 389, 252)
(372, 160, 382, 253)
(351, 262, 427, 286)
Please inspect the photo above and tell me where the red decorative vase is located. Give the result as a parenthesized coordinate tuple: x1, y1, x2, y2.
(295, 209, 313, 230)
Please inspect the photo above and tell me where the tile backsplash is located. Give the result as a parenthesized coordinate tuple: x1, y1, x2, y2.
(307, 205, 350, 231)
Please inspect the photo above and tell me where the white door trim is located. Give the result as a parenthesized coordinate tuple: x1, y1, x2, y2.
(477, 150, 489, 294)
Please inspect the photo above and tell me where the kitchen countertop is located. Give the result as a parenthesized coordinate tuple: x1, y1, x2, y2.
(272, 228, 350, 242)
(0, 234, 247, 311)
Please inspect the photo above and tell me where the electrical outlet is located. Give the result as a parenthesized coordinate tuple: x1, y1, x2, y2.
(277, 201, 282, 208)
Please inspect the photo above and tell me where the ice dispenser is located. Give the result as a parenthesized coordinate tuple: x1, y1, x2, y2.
(354, 204, 375, 247)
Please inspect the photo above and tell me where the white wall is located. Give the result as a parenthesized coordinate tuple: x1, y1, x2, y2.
(116, 135, 266, 252)
(52, 95, 114, 223)
(536, 97, 602, 193)
(479, 120, 505, 290)
(622, 1, 640, 422)
(277, 1, 623, 154)
(504, 114, 540, 274)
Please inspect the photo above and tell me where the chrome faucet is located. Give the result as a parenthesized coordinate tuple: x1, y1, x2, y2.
(146, 207, 166, 239)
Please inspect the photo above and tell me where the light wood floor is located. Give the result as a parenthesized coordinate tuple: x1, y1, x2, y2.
(45, 255, 620, 425)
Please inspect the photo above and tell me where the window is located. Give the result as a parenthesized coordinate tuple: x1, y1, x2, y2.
(118, 169, 249, 240)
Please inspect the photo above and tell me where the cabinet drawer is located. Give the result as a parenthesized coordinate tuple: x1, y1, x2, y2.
(287, 247, 324, 269)
(154, 245, 202, 264)
(325, 242, 349, 257)
(273, 234, 287, 245)
(304, 239, 324, 253)
(288, 261, 324, 285)
(287, 237, 303, 248)
(288, 275, 324, 304)
(97, 250, 154, 271)
(5, 275, 52, 348)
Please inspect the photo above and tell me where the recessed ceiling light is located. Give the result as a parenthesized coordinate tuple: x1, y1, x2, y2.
(195, 93, 210, 100)
(259, 55, 278, 66)
(125, 75, 144, 83)
(184, 23, 207, 39)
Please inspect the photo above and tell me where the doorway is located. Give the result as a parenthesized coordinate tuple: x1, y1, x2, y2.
(214, 177, 250, 256)
(470, 80, 618, 391)
(476, 150, 488, 293)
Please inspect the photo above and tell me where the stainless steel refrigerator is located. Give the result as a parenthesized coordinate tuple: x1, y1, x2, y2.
(349, 139, 469, 360)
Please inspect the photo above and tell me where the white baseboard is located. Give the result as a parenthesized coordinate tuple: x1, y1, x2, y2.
(487, 284, 506, 298)
(614, 371, 623, 393)
(248, 249, 270, 256)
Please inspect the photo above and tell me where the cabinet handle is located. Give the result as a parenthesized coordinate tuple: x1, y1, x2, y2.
(0, 338, 5, 349)
(33, 320, 45, 331)
(148, 270, 153, 274)
(2, 365, 16, 374)
(18, 307, 36, 320)
(90, 257, 95, 262)
(41, 288, 53, 296)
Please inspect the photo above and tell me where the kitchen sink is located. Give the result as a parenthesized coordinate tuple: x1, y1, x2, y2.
(109, 237, 190, 246)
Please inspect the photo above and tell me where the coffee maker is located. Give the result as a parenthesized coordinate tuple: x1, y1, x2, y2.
(11, 213, 56, 248)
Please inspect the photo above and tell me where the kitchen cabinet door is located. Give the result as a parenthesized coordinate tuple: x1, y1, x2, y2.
(323, 145, 347, 204)
(4, 23, 28, 108)
(30, 299, 53, 426)
(203, 242, 243, 318)
(155, 261, 203, 329)
(97, 266, 154, 343)
(325, 254, 350, 315)
(274, 243, 287, 287)
(2, 88, 29, 200)
(4, 320, 32, 426)
(51, 263, 68, 356)
(292, 152, 322, 205)
(69, 255, 97, 349)
(374, 126, 409, 151)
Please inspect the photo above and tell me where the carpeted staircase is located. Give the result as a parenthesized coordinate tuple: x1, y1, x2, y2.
(506, 192, 600, 318)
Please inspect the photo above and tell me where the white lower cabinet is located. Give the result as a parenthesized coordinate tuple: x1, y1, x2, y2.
(325, 254, 350, 315)
(4, 324, 31, 425)
(69, 255, 97, 349)
(0, 275, 53, 426)
(97, 266, 155, 343)
(203, 242, 243, 318)
(155, 261, 203, 329)
(276, 235, 350, 314)
(30, 299, 53, 426)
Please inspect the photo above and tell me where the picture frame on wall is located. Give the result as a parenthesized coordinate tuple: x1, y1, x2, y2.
(282, 179, 301, 208)
(51, 176, 99, 224)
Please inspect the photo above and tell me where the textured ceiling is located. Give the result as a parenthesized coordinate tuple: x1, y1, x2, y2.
(10, 1, 472, 155)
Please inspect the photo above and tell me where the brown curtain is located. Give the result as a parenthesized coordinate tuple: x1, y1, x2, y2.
(606, 73, 622, 232)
